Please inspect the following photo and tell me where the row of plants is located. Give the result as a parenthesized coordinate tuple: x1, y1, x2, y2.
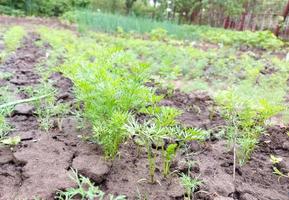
(86, 29, 289, 166)
(0, 27, 26, 140)
(36, 26, 289, 198)
(0, 26, 26, 62)
(37, 27, 208, 194)
(62, 10, 285, 49)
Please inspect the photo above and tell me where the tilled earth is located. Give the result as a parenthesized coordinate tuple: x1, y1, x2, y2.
(0, 19, 289, 200)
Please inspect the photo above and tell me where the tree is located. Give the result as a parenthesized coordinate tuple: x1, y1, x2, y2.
(125, 0, 137, 14)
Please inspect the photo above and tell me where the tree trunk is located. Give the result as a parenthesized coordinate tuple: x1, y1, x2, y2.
(125, 0, 137, 15)
(274, 0, 289, 36)
(190, 1, 202, 24)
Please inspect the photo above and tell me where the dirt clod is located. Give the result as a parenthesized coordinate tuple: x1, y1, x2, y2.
(240, 193, 258, 200)
(72, 155, 110, 184)
(13, 103, 34, 116)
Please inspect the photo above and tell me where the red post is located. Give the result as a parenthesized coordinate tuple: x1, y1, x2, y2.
(223, 16, 230, 29)
(238, 2, 249, 31)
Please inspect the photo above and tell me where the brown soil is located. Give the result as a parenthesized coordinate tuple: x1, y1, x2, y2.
(0, 15, 76, 31)
(0, 31, 187, 200)
(0, 32, 104, 199)
(191, 126, 289, 200)
(159, 90, 224, 130)
(0, 20, 288, 200)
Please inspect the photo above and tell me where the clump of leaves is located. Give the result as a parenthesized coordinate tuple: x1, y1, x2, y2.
(38, 28, 164, 158)
(56, 169, 126, 200)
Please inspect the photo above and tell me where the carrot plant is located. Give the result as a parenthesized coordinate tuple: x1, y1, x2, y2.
(217, 89, 284, 165)
(38, 27, 162, 158)
(162, 143, 178, 177)
(180, 173, 203, 200)
(125, 119, 165, 183)
(126, 117, 208, 183)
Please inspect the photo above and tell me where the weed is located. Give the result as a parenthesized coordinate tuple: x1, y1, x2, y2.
(155, 107, 182, 127)
(270, 155, 283, 165)
(149, 28, 168, 41)
(272, 167, 289, 181)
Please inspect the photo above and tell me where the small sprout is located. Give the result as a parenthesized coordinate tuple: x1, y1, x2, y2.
(163, 143, 178, 177)
(180, 173, 203, 200)
(270, 155, 283, 165)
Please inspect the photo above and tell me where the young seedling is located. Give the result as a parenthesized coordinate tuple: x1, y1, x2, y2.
(162, 143, 178, 177)
(269, 155, 289, 181)
(180, 173, 203, 200)
(270, 155, 283, 165)
(126, 119, 165, 184)
(56, 169, 126, 200)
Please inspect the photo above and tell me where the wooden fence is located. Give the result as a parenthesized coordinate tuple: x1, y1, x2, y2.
(193, 11, 289, 39)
